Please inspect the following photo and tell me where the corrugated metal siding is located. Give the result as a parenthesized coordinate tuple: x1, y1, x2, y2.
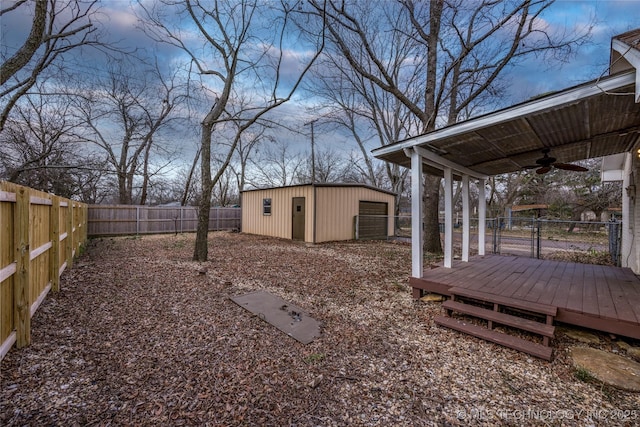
(241, 186, 314, 242)
(315, 187, 395, 243)
(243, 185, 395, 243)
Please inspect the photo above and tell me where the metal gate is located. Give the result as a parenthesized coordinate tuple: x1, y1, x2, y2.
(491, 217, 622, 266)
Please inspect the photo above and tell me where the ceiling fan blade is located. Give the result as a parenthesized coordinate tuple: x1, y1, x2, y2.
(523, 165, 538, 170)
(536, 166, 551, 174)
(554, 163, 589, 172)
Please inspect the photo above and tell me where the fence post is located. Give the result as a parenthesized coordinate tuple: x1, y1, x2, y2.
(492, 219, 498, 254)
(14, 186, 30, 348)
(81, 203, 88, 247)
(536, 218, 541, 259)
(66, 201, 74, 269)
(609, 219, 621, 266)
(50, 197, 60, 292)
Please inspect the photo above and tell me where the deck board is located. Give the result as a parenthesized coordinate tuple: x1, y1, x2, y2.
(605, 268, 640, 323)
(414, 255, 640, 340)
(594, 265, 617, 319)
(581, 264, 600, 317)
(534, 261, 567, 306)
(480, 257, 528, 295)
(510, 261, 546, 300)
(607, 270, 640, 323)
(523, 260, 562, 303)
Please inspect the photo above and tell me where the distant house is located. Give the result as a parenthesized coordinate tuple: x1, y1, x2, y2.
(241, 183, 396, 243)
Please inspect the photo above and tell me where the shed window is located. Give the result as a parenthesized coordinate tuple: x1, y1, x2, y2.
(263, 198, 272, 215)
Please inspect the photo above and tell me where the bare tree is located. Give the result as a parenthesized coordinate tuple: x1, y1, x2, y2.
(487, 172, 537, 217)
(0, 0, 102, 131)
(297, 147, 349, 183)
(138, 0, 325, 261)
(305, 61, 413, 214)
(72, 61, 185, 204)
(308, 0, 592, 253)
(181, 145, 202, 206)
(212, 168, 239, 207)
(229, 127, 264, 193)
(247, 139, 305, 188)
(0, 87, 106, 199)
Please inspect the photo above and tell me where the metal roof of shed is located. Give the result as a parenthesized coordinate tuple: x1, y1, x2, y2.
(372, 70, 640, 177)
(240, 182, 396, 196)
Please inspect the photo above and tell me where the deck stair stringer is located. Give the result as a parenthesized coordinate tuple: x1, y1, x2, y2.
(434, 287, 557, 361)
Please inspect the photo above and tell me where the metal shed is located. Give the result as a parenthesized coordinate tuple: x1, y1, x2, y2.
(241, 183, 396, 243)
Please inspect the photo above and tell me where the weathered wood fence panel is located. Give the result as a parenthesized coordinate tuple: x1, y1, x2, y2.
(87, 205, 241, 236)
(0, 181, 87, 360)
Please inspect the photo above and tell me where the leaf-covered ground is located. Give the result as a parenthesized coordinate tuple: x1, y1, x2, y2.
(1, 232, 639, 426)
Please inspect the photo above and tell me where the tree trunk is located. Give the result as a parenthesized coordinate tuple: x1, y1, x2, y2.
(423, 175, 443, 254)
(182, 147, 201, 206)
(194, 122, 214, 261)
(139, 143, 151, 205)
(0, 0, 47, 86)
(421, 0, 444, 254)
(118, 172, 129, 204)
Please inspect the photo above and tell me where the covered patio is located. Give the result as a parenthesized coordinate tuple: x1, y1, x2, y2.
(372, 30, 640, 359)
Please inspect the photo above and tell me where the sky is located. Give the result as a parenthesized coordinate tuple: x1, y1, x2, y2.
(2, 0, 640, 163)
(509, 0, 640, 101)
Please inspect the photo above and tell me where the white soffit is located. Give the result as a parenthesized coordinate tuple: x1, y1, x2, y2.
(601, 153, 627, 182)
(612, 38, 640, 103)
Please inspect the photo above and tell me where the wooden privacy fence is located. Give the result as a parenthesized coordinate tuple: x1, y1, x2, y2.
(88, 205, 241, 236)
(0, 181, 87, 360)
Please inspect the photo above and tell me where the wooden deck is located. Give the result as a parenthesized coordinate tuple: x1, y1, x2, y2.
(412, 255, 640, 340)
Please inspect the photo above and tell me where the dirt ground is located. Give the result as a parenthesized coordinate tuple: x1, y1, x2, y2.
(1, 232, 639, 426)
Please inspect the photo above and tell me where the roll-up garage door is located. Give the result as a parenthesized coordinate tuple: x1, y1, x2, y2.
(358, 201, 388, 240)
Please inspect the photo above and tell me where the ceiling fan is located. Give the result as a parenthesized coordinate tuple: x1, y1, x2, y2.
(524, 148, 589, 175)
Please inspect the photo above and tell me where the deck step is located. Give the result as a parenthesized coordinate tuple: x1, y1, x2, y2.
(448, 287, 557, 316)
(443, 300, 555, 337)
(434, 316, 553, 361)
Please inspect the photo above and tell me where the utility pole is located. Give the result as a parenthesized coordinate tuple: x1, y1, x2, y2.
(305, 119, 318, 183)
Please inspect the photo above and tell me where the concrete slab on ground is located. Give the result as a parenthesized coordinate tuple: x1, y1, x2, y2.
(231, 291, 322, 344)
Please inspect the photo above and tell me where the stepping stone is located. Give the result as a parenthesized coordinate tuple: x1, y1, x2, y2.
(560, 327, 601, 344)
(570, 347, 640, 391)
(627, 347, 640, 360)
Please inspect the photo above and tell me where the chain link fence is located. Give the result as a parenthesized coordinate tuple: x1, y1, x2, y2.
(490, 217, 621, 266)
(371, 215, 622, 266)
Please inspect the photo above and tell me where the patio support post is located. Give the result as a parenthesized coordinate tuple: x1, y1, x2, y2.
(478, 178, 486, 256)
(410, 149, 424, 278)
(444, 167, 453, 268)
(462, 174, 470, 262)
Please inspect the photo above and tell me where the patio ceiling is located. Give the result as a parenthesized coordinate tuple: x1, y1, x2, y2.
(372, 70, 640, 177)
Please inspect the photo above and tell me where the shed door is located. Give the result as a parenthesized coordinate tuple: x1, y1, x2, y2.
(358, 201, 388, 240)
(292, 197, 305, 240)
